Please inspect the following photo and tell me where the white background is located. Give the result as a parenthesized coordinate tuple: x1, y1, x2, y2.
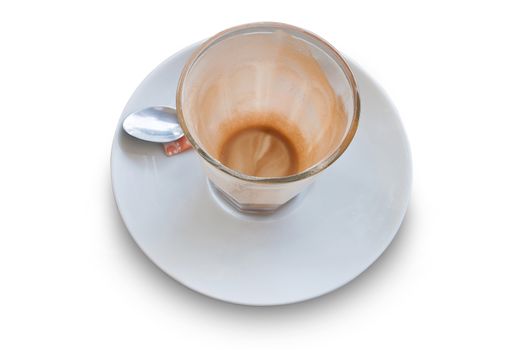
(1, 0, 522, 348)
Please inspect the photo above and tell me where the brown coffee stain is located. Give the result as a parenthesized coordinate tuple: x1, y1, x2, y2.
(217, 113, 306, 177)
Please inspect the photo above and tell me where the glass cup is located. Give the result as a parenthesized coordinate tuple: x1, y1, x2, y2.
(176, 22, 360, 213)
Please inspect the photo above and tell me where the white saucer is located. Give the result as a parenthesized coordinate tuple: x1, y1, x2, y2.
(111, 43, 412, 306)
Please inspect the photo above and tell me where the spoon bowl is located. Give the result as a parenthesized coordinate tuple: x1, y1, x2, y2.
(123, 106, 184, 143)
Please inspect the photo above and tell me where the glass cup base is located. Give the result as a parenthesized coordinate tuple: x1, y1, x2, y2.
(207, 179, 308, 219)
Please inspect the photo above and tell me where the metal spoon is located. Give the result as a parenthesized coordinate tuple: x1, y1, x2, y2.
(123, 106, 184, 143)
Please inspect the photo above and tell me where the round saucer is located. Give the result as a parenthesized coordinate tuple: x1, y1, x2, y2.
(111, 43, 412, 306)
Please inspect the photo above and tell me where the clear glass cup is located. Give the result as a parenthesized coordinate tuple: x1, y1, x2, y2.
(176, 22, 360, 213)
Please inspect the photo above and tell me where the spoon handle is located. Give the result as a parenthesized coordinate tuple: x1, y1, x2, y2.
(163, 136, 192, 156)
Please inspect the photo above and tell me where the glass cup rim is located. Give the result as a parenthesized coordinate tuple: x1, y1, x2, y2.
(176, 22, 360, 184)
